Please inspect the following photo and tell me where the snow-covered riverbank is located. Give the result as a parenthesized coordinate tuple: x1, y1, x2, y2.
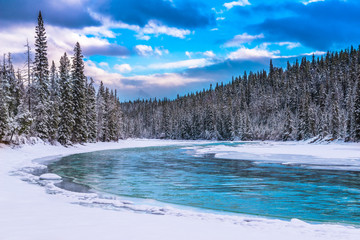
(1, 140, 360, 240)
(191, 140, 360, 171)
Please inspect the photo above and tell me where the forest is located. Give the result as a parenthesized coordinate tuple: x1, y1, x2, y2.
(0, 12, 122, 145)
(122, 51, 360, 141)
(1, 12, 360, 145)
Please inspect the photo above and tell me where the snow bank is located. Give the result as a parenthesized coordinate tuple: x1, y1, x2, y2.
(1, 140, 360, 240)
(190, 141, 360, 171)
(39, 173, 62, 180)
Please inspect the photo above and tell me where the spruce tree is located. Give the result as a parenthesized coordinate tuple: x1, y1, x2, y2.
(162, 103, 170, 138)
(49, 61, 60, 142)
(283, 106, 293, 141)
(25, 39, 32, 112)
(354, 79, 360, 141)
(58, 53, 74, 145)
(5, 54, 20, 118)
(33, 11, 50, 139)
(12, 99, 33, 142)
(108, 90, 119, 141)
(86, 77, 97, 142)
(331, 87, 341, 139)
(113, 90, 122, 140)
(0, 72, 9, 140)
(71, 42, 87, 143)
(96, 81, 105, 141)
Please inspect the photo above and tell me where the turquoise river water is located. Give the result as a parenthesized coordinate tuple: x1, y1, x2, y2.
(47, 143, 360, 225)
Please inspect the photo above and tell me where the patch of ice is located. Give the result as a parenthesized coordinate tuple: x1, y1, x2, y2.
(39, 173, 62, 180)
(190, 141, 360, 171)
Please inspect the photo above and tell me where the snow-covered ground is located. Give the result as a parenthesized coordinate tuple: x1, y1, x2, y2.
(190, 140, 360, 171)
(1, 139, 360, 240)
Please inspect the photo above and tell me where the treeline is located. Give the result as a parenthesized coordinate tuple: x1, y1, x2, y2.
(122, 49, 360, 141)
(0, 12, 122, 145)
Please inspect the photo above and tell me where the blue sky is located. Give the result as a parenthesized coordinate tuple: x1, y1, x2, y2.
(0, 0, 359, 100)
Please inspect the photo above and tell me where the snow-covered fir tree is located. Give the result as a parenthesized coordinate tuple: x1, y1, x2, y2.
(58, 53, 74, 145)
(71, 42, 88, 143)
(0, 65, 9, 140)
(48, 61, 60, 142)
(96, 81, 106, 141)
(354, 77, 360, 141)
(32, 11, 50, 140)
(86, 77, 97, 142)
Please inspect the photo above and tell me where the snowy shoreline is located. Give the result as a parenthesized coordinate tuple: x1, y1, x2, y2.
(1, 139, 360, 240)
(190, 140, 360, 171)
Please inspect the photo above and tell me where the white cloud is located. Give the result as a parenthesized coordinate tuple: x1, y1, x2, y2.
(185, 51, 192, 58)
(224, 33, 264, 47)
(99, 62, 109, 68)
(211, 7, 224, 14)
(277, 51, 326, 59)
(56, 0, 86, 5)
(302, 51, 326, 56)
(185, 51, 216, 59)
(135, 45, 169, 57)
(203, 51, 216, 58)
(302, 0, 325, 5)
(228, 46, 280, 60)
(85, 60, 125, 87)
(89, 11, 191, 39)
(135, 34, 151, 41)
(124, 73, 205, 87)
(210, 28, 219, 31)
(277, 42, 301, 49)
(114, 63, 132, 73)
(262, 42, 301, 50)
(140, 20, 191, 39)
(148, 58, 213, 70)
(135, 45, 154, 56)
(154, 47, 169, 56)
(49, 0, 88, 9)
(85, 60, 205, 89)
(81, 25, 118, 39)
(0, 23, 124, 69)
(0, 24, 34, 55)
(216, 17, 225, 21)
(224, 0, 251, 10)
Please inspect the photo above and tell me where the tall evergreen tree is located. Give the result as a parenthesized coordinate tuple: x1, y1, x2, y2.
(4, 54, 20, 119)
(71, 42, 87, 143)
(25, 39, 32, 112)
(282, 106, 294, 141)
(354, 79, 360, 141)
(48, 61, 60, 142)
(331, 86, 341, 139)
(86, 77, 97, 142)
(33, 11, 50, 139)
(102, 87, 110, 141)
(0, 70, 9, 140)
(96, 81, 105, 141)
(58, 53, 74, 145)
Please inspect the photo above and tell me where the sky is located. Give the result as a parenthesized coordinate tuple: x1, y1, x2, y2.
(0, 0, 359, 100)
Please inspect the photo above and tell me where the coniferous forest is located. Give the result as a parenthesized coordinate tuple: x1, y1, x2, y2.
(121, 51, 360, 142)
(0, 12, 122, 145)
(1, 12, 360, 145)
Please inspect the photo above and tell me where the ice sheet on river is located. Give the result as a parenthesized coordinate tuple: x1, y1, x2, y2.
(188, 141, 360, 171)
